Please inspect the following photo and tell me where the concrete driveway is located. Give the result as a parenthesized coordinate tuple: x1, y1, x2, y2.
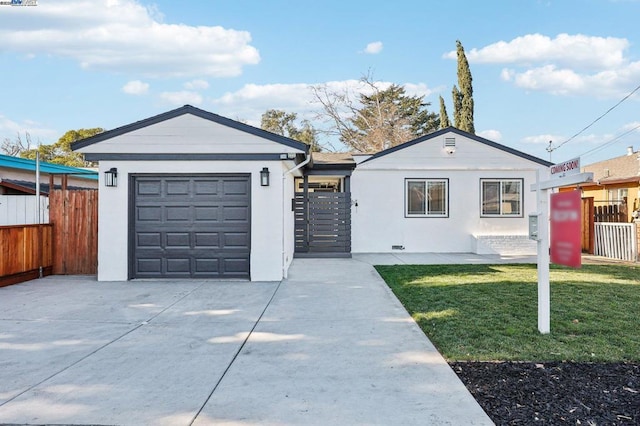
(0, 257, 495, 425)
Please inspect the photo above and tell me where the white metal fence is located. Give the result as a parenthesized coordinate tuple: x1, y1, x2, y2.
(0, 195, 49, 225)
(594, 222, 637, 261)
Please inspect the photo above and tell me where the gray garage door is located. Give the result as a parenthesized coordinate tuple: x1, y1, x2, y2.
(131, 174, 250, 279)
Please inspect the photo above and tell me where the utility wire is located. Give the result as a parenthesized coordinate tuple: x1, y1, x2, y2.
(550, 82, 640, 153)
(578, 123, 640, 158)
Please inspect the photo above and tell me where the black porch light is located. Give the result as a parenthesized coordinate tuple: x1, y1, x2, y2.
(260, 167, 270, 186)
(104, 167, 118, 187)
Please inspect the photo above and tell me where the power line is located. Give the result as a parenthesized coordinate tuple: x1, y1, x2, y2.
(578, 123, 640, 158)
(549, 82, 640, 153)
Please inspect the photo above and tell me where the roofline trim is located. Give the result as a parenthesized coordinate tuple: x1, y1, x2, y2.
(359, 127, 553, 167)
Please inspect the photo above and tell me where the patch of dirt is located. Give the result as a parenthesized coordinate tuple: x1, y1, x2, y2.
(450, 361, 639, 425)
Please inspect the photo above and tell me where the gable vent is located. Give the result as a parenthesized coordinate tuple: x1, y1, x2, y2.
(444, 137, 456, 148)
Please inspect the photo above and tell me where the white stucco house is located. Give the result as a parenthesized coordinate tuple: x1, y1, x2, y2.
(72, 105, 551, 282)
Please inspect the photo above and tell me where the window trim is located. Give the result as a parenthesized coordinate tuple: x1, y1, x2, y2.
(404, 178, 449, 218)
(480, 178, 524, 218)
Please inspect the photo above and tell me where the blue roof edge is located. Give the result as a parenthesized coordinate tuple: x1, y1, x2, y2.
(0, 153, 98, 179)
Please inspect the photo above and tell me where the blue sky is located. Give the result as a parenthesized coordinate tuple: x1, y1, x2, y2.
(0, 0, 639, 164)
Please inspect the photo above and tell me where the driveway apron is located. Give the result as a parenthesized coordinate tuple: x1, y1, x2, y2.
(0, 259, 493, 425)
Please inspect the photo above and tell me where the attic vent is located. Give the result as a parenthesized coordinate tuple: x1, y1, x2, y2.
(444, 137, 456, 148)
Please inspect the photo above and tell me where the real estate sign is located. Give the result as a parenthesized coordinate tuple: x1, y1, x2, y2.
(550, 157, 580, 179)
(550, 190, 582, 268)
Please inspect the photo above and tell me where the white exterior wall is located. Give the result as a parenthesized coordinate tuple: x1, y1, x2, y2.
(351, 131, 549, 254)
(80, 115, 303, 155)
(97, 160, 292, 282)
(281, 164, 299, 278)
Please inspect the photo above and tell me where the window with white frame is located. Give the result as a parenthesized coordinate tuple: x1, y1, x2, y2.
(480, 179, 523, 217)
(405, 179, 449, 217)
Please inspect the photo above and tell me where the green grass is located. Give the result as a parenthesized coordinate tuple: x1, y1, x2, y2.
(375, 264, 640, 362)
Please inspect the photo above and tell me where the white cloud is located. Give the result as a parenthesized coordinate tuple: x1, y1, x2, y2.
(122, 80, 149, 95)
(210, 79, 435, 127)
(478, 129, 502, 142)
(452, 33, 628, 69)
(522, 134, 565, 145)
(404, 83, 434, 98)
(159, 91, 203, 106)
(364, 41, 383, 54)
(504, 62, 640, 97)
(0, 114, 58, 144)
(448, 33, 640, 98)
(184, 79, 209, 90)
(0, 0, 260, 78)
(622, 121, 640, 132)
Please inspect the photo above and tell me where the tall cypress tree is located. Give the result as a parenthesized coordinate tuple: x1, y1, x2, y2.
(439, 95, 451, 129)
(452, 85, 462, 129)
(456, 40, 475, 134)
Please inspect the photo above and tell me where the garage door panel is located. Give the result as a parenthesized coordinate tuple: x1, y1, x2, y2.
(223, 206, 249, 222)
(223, 179, 250, 195)
(223, 258, 250, 274)
(195, 233, 219, 248)
(166, 258, 190, 273)
(166, 180, 190, 195)
(224, 232, 249, 248)
(194, 206, 219, 221)
(132, 175, 250, 279)
(166, 233, 191, 248)
(137, 233, 161, 247)
(137, 258, 162, 274)
(137, 206, 162, 222)
(166, 206, 191, 221)
(194, 179, 220, 195)
(195, 258, 219, 273)
(137, 180, 162, 195)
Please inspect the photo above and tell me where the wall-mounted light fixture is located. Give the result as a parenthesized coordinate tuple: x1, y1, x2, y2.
(260, 167, 270, 186)
(104, 167, 118, 187)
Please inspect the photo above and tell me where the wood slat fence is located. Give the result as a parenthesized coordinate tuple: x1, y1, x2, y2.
(49, 189, 98, 275)
(594, 204, 626, 222)
(0, 224, 53, 287)
(594, 222, 637, 262)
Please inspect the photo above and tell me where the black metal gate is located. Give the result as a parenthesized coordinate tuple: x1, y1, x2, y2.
(294, 192, 351, 257)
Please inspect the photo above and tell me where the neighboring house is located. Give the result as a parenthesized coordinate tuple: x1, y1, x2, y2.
(72, 105, 552, 282)
(0, 154, 98, 225)
(560, 147, 640, 222)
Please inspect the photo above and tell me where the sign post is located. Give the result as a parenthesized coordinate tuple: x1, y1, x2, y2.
(531, 157, 592, 334)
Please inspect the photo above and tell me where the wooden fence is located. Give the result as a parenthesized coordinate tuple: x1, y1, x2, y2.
(49, 188, 98, 274)
(594, 204, 626, 222)
(0, 224, 53, 287)
(594, 222, 637, 261)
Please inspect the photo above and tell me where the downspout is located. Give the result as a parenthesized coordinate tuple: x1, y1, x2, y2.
(282, 152, 311, 279)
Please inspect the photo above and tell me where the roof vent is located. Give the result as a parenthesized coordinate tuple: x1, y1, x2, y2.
(444, 137, 456, 155)
(628, 146, 634, 156)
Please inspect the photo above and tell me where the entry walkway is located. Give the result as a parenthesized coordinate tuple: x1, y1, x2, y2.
(0, 257, 495, 425)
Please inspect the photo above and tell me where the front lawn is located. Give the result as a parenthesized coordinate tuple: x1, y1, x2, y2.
(375, 264, 640, 362)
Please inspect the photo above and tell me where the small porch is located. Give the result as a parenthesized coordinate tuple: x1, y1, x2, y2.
(294, 153, 355, 258)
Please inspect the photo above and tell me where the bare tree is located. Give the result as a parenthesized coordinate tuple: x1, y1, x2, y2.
(1, 132, 33, 156)
(311, 73, 437, 153)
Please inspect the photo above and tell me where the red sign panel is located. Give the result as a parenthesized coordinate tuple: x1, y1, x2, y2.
(550, 190, 582, 268)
